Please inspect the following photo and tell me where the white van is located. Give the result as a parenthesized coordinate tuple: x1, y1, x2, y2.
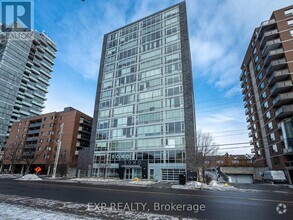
(262, 170, 287, 183)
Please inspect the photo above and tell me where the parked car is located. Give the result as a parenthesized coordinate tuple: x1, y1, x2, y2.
(262, 170, 287, 183)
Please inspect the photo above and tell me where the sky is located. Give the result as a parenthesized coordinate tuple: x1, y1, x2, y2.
(34, 0, 291, 155)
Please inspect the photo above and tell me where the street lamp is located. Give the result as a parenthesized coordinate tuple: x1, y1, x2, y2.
(51, 123, 64, 179)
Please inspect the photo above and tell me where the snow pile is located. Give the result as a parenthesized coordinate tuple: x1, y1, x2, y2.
(18, 174, 42, 181)
(59, 177, 157, 187)
(172, 181, 242, 192)
(209, 180, 222, 187)
(128, 180, 156, 185)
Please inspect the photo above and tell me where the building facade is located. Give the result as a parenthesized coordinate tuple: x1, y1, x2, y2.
(240, 6, 293, 182)
(1, 107, 92, 176)
(0, 25, 57, 151)
(90, 2, 196, 181)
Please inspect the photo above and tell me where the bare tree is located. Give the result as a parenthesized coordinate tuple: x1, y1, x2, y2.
(195, 129, 218, 181)
(57, 149, 69, 177)
(2, 139, 24, 173)
(23, 146, 46, 174)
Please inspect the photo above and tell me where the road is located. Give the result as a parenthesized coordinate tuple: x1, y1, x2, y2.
(0, 178, 292, 220)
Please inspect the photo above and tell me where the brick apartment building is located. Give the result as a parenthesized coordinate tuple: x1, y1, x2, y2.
(240, 5, 293, 183)
(0, 107, 92, 176)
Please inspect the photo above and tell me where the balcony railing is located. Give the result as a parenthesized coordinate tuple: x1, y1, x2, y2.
(270, 80, 293, 97)
(263, 48, 284, 66)
(267, 69, 290, 86)
(275, 104, 293, 119)
(265, 58, 287, 76)
(260, 29, 278, 47)
(272, 92, 293, 107)
(29, 122, 41, 128)
(258, 19, 276, 39)
(27, 129, 40, 135)
(262, 38, 281, 57)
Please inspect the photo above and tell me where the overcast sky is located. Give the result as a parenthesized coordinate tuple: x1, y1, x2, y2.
(34, 0, 291, 155)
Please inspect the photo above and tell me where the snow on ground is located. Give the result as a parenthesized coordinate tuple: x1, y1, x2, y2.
(0, 203, 94, 220)
(18, 174, 42, 181)
(0, 194, 196, 220)
(52, 177, 157, 187)
(0, 174, 22, 179)
(172, 180, 247, 192)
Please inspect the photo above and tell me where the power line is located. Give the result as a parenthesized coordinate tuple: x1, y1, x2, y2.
(213, 132, 248, 138)
(218, 146, 252, 150)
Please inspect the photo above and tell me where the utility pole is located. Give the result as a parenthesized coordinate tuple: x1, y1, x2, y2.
(52, 123, 64, 179)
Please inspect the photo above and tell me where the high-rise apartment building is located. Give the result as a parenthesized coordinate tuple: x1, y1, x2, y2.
(0, 25, 57, 151)
(90, 2, 196, 181)
(240, 6, 293, 182)
(1, 107, 92, 176)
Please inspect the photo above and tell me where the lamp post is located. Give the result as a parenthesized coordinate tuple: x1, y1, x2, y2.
(52, 123, 64, 179)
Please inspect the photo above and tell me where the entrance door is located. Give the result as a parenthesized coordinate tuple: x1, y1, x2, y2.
(125, 168, 132, 179)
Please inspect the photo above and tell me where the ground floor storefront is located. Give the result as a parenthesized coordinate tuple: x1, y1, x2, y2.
(92, 161, 186, 181)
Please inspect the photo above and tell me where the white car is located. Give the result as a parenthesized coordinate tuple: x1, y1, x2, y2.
(262, 170, 287, 183)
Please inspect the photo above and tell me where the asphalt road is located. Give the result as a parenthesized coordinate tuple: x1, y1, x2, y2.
(0, 179, 292, 220)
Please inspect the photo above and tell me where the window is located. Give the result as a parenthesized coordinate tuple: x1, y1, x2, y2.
(261, 91, 266, 99)
(270, 133, 276, 141)
(290, 30, 293, 36)
(272, 144, 278, 153)
(265, 111, 271, 119)
(258, 72, 263, 80)
(288, 19, 293, 26)
(260, 82, 265, 90)
(254, 55, 259, 63)
(253, 47, 257, 55)
(285, 8, 293, 16)
(232, 160, 239, 164)
(256, 64, 261, 72)
(264, 101, 268, 109)
(273, 157, 280, 165)
(268, 122, 273, 130)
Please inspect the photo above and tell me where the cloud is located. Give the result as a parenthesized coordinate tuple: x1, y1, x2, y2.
(197, 107, 250, 154)
(186, 0, 290, 95)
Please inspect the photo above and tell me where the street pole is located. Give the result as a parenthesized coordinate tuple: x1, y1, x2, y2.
(52, 123, 64, 179)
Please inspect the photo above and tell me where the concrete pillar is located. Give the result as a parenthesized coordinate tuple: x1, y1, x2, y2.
(20, 165, 24, 175)
(8, 164, 12, 172)
(0, 164, 3, 173)
(47, 165, 51, 176)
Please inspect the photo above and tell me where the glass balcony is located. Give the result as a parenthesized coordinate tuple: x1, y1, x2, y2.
(272, 92, 293, 107)
(275, 104, 293, 119)
(270, 80, 293, 96)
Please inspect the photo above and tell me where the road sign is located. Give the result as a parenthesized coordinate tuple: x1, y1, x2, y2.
(35, 167, 42, 173)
